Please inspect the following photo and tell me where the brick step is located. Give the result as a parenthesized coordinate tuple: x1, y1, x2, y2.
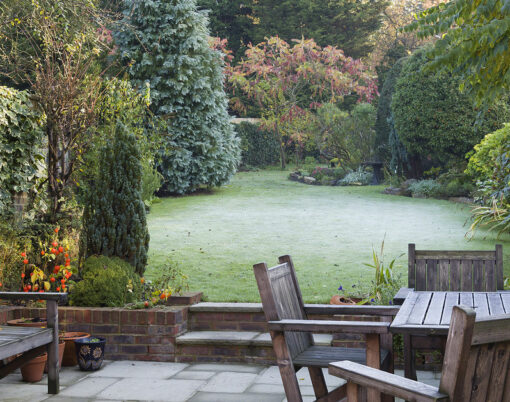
(188, 302, 267, 332)
(175, 330, 332, 365)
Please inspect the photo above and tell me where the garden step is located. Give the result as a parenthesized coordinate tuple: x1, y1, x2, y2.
(176, 330, 332, 347)
(175, 330, 332, 365)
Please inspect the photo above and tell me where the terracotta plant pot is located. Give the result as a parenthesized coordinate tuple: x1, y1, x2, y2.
(75, 336, 106, 371)
(44, 341, 65, 373)
(21, 353, 47, 382)
(7, 317, 47, 327)
(62, 332, 91, 367)
(330, 295, 365, 305)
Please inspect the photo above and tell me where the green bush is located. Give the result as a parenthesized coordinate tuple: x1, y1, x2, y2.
(0, 86, 45, 215)
(82, 123, 150, 275)
(235, 122, 280, 167)
(408, 180, 442, 198)
(467, 123, 510, 201)
(337, 167, 372, 186)
(70, 256, 141, 307)
(391, 47, 509, 176)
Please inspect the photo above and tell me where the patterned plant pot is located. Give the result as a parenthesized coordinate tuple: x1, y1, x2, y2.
(74, 336, 106, 371)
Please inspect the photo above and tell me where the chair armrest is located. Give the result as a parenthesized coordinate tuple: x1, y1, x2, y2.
(393, 287, 412, 306)
(0, 292, 68, 303)
(267, 319, 390, 334)
(304, 304, 399, 316)
(329, 361, 448, 402)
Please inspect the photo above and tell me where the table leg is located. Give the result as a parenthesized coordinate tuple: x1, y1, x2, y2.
(403, 334, 417, 380)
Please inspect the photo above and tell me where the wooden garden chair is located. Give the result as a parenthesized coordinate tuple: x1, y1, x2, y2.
(330, 305, 510, 401)
(253, 255, 399, 402)
(0, 292, 67, 394)
(393, 243, 504, 380)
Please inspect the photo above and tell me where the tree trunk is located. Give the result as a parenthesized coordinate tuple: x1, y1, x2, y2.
(275, 121, 286, 169)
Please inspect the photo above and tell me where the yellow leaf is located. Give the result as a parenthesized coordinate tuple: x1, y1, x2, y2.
(44, 281, 50, 291)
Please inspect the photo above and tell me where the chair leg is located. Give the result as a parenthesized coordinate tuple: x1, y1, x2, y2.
(47, 300, 59, 394)
(278, 363, 303, 402)
(347, 381, 359, 402)
(308, 366, 328, 399)
(403, 335, 417, 380)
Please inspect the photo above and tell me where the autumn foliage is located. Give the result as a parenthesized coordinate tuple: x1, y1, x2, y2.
(229, 37, 377, 168)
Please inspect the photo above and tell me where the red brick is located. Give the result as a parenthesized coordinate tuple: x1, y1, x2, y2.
(92, 309, 103, 323)
(176, 356, 196, 363)
(178, 345, 211, 355)
(223, 312, 252, 321)
(112, 335, 135, 344)
(121, 345, 147, 354)
(110, 309, 120, 323)
(120, 324, 146, 334)
(91, 324, 118, 334)
(133, 354, 175, 362)
(252, 313, 267, 323)
(238, 322, 266, 331)
(137, 311, 148, 325)
(149, 345, 175, 354)
(82, 309, 91, 323)
(105, 344, 119, 353)
(214, 322, 239, 331)
(156, 311, 166, 325)
(147, 311, 156, 325)
(212, 347, 240, 357)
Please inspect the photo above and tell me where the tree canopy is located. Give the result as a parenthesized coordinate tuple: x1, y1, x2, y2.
(406, 0, 510, 104)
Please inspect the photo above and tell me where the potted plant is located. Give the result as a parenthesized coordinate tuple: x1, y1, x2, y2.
(21, 353, 47, 382)
(74, 336, 106, 371)
(7, 317, 47, 327)
(61, 332, 91, 366)
(44, 338, 66, 373)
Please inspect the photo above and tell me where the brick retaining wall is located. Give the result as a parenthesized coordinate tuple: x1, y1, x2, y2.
(1, 305, 188, 362)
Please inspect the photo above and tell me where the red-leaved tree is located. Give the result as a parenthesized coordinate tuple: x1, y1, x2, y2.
(229, 37, 377, 168)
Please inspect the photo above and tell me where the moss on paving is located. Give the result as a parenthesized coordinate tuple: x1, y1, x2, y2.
(146, 169, 510, 303)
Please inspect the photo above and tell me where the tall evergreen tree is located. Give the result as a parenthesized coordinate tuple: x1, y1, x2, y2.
(251, 0, 387, 59)
(82, 122, 149, 275)
(116, 0, 240, 194)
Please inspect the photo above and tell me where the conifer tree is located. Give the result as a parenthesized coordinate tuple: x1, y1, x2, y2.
(116, 0, 240, 194)
(82, 122, 149, 275)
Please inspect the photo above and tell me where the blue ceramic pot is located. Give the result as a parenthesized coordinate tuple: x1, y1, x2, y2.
(74, 336, 106, 371)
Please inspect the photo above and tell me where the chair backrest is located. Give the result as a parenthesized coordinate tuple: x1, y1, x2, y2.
(408, 243, 503, 291)
(439, 305, 510, 400)
(253, 255, 313, 358)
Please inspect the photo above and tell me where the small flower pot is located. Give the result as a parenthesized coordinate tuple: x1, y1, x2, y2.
(74, 336, 106, 371)
(7, 317, 47, 327)
(21, 353, 47, 382)
(61, 332, 91, 366)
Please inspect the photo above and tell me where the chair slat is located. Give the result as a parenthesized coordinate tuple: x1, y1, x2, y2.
(426, 260, 438, 290)
(472, 260, 484, 291)
(469, 344, 495, 401)
(486, 342, 510, 402)
(416, 260, 426, 291)
(485, 259, 496, 291)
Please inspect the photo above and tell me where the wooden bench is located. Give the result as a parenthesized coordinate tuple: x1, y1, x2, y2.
(330, 305, 510, 401)
(254, 255, 399, 402)
(0, 292, 67, 394)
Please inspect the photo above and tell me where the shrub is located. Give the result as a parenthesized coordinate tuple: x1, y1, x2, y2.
(338, 167, 372, 186)
(70, 256, 141, 307)
(467, 123, 510, 201)
(82, 123, 150, 275)
(235, 122, 280, 167)
(408, 180, 442, 198)
(117, 0, 240, 194)
(391, 47, 509, 176)
(0, 86, 44, 215)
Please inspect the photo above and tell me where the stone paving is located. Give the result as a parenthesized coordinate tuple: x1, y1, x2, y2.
(0, 361, 440, 402)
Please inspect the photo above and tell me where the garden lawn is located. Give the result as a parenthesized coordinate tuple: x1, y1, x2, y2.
(146, 169, 510, 303)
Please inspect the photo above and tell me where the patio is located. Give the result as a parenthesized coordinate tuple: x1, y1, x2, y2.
(0, 361, 439, 402)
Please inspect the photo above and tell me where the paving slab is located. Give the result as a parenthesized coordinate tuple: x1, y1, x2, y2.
(173, 370, 216, 380)
(200, 372, 258, 393)
(0, 383, 49, 402)
(58, 377, 119, 398)
(97, 378, 205, 401)
(43, 397, 90, 402)
(188, 392, 283, 402)
(185, 363, 265, 373)
(255, 365, 345, 388)
(88, 360, 188, 379)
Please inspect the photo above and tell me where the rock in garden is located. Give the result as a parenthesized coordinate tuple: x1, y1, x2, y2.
(304, 176, 317, 185)
(289, 172, 301, 181)
(383, 187, 401, 195)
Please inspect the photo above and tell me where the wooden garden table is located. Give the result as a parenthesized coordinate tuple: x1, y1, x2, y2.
(390, 290, 510, 379)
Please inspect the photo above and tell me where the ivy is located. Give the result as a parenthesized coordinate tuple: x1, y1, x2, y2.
(0, 86, 44, 214)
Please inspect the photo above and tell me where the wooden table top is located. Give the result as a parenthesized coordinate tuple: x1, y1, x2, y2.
(390, 290, 510, 336)
(0, 325, 52, 360)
